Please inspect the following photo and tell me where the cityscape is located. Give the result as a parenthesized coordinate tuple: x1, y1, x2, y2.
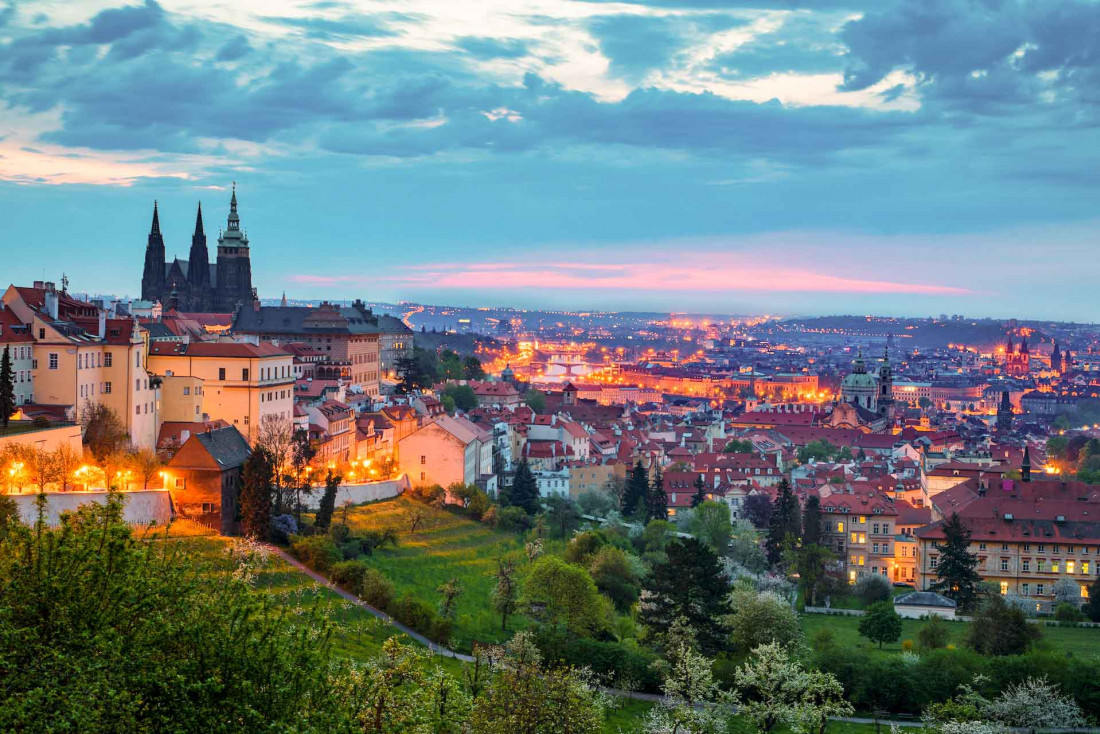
(3, 1, 1100, 733)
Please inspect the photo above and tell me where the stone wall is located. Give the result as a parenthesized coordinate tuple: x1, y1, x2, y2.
(297, 475, 409, 510)
(11, 489, 174, 527)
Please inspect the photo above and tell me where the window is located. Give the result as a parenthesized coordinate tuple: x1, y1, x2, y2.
(1039, 544, 1046, 553)
(1085, 561, 1091, 575)
(979, 542, 987, 551)
(421, 455, 426, 465)
(201, 502, 216, 514)
(242, 368, 249, 381)
(1053, 545, 1061, 553)
(873, 542, 880, 554)
(175, 478, 185, 488)
(1037, 560, 1045, 573)
(1053, 561, 1061, 573)
(420, 472, 425, 481)
(1084, 585, 1091, 600)
(1022, 583, 1029, 596)
(873, 523, 880, 534)
(104, 353, 112, 367)
(48, 353, 58, 370)
(1037, 583, 1044, 596)
(183, 387, 190, 395)
(1000, 581, 1008, 595)
(219, 368, 226, 381)
(1023, 560, 1030, 571)
(103, 382, 111, 394)
(1023, 543, 1030, 552)
(836, 522, 845, 533)
(857, 516, 866, 524)
(1068, 560, 1076, 574)
(1001, 559, 1009, 571)
(1002, 543, 1010, 552)
(930, 556, 939, 569)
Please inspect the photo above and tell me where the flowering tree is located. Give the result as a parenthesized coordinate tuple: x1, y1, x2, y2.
(733, 643, 807, 734)
(643, 618, 735, 734)
(983, 677, 1085, 728)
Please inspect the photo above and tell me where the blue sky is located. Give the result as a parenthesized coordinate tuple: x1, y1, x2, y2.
(1, 0, 1098, 319)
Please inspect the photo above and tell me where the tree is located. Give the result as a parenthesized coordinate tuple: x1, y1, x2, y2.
(468, 632, 604, 734)
(858, 601, 902, 648)
(918, 396, 933, 410)
(853, 573, 891, 607)
(801, 495, 823, 547)
(983, 676, 1085, 728)
(646, 465, 668, 522)
(289, 429, 317, 523)
(124, 448, 161, 490)
(640, 538, 728, 654)
(723, 439, 755, 454)
(931, 513, 983, 611)
(729, 519, 768, 573)
(81, 402, 129, 461)
(256, 414, 294, 513)
(576, 490, 615, 518)
(643, 618, 735, 734)
(622, 461, 649, 517)
(1046, 435, 1069, 460)
(442, 384, 478, 412)
(0, 346, 14, 427)
(742, 492, 773, 529)
(587, 545, 640, 612)
(1052, 577, 1080, 604)
(490, 558, 520, 631)
(510, 459, 541, 515)
(726, 587, 802, 653)
(766, 480, 800, 566)
(314, 469, 341, 531)
(797, 440, 836, 465)
(690, 473, 708, 508)
(524, 389, 547, 414)
(791, 543, 835, 607)
(0, 497, 348, 731)
(967, 594, 1040, 656)
(1087, 577, 1100, 622)
(544, 494, 580, 538)
(239, 446, 275, 539)
(789, 669, 854, 734)
(437, 577, 464, 619)
(917, 613, 950, 650)
(733, 643, 807, 734)
(395, 346, 437, 395)
(691, 501, 732, 554)
(521, 555, 609, 637)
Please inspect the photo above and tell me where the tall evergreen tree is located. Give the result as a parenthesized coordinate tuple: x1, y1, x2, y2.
(765, 479, 800, 566)
(690, 474, 708, 508)
(801, 495, 823, 547)
(622, 461, 649, 517)
(314, 469, 342, 530)
(510, 459, 541, 515)
(931, 512, 983, 612)
(239, 446, 275, 539)
(639, 538, 728, 654)
(646, 465, 668, 522)
(0, 346, 14, 428)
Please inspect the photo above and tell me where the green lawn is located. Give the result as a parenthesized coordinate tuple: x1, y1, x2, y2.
(337, 496, 537, 652)
(801, 611, 1100, 658)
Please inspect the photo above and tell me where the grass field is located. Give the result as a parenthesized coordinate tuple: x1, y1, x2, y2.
(337, 495, 537, 651)
(801, 611, 1100, 658)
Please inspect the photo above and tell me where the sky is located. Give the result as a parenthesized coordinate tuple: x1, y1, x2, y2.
(1, 0, 1099, 320)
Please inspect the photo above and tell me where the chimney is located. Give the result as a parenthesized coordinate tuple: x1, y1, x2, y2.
(44, 290, 59, 320)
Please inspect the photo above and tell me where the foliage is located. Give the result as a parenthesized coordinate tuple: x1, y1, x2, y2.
(0, 499, 347, 732)
(801, 495, 823, 547)
(468, 632, 604, 734)
(983, 676, 1085, 728)
(766, 480, 800, 566)
(240, 445, 275, 540)
(524, 389, 547, 413)
(640, 538, 729, 655)
(691, 473, 709, 508)
(789, 543, 836, 607)
(1055, 602, 1085, 622)
(735, 643, 816, 734)
(646, 466, 668, 522)
(797, 440, 837, 465)
(437, 577, 464, 619)
(290, 534, 343, 575)
(544, 494, 581, 538)
(394, 346, 438, 394)
(359, 567, 396, 610)
(742, 492, 773, 529)
(510, 459, 541, 515)
(442, 383, 478, 412)
(491, 557, 520, 631)
(0, 346, 13, 427)
(330, 559, 371, 594)
(564, 530, 607, 564)
(853, 573, 892, 607)
(723, 439, 755, 454)
(496, 505, 534, 533)
(727, 519, 767, 573)
(638, 519, 675, 554)
(522, 555, 610, 637)
(588, 545, 641, 612)
(931, 513, 983, 612)
(622, 461, 649, 518)
(726, 587, 802, 653)
(644, 618, 735, 734)
(314, 469, 342, 531)
(576, 490, 615, 518)
(859, 601, 903, 648)
(388, 593, 453, 644)
(1052, 577, 1081, 604)
(918, 614, 950, 650)
(531, 626, 662, 693)
(967, 595, 1040, 656)
(691, 500, 732, 554)
(80, 401, 129, 461)
(1086, 577, 1100, 622)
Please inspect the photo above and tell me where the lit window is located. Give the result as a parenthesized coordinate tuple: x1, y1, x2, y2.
(1068, 561, 1076, 574)
(1000, 581, 1008, 595)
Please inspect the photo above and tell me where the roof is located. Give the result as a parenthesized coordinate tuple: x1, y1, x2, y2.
(0, 308, 33, 343)
(149, 340, 290, 359)
(192, 426, 251, 469)
(232, 302, 382, 336)
(894, 591, 956, 608)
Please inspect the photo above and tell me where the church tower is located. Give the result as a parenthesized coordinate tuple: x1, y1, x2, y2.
(187, 203, 211, 309)
(215, 184, 254, 311)
(996, 390, 1013, 433)
(878, 346, 894, 421)
(141, 201, 166, 302)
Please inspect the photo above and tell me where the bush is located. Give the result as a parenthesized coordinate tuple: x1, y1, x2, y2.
(289, 535, 342, 575)
(1055, 603, 1085, 623)
(480, 505, 498, 527)
(330, 560, 369, 595)
(339, 540, 361, 560)
(496, 505, 532, 533)
(409, 484, 446, 508)
(968, 595, 1041, 656)
(270, 513, 298, 544)
(918, 614, 950, 650)
(359, 567, 395, 610)
(853, 573, 891, 606)
(531, 626, 662, 692)
(563, 530, 606, 564)
(328, 523, 351, 544)
(389, 593, 452, 644)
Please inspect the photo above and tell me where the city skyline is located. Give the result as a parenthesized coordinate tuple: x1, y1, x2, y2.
(3, 1, 1099, 318)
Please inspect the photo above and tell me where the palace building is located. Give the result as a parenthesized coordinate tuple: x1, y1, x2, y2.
(141, 185, 255, 313)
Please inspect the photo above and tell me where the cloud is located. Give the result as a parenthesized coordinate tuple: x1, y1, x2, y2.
(455, 36, 531, 60)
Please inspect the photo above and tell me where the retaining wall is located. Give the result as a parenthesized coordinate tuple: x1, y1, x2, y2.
(11, 489, 174, 526)
(297, 475, 409, 511)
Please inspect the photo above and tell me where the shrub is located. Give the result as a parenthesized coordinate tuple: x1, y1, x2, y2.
(563, 530, 606, 564)
(480, 505, 498, 527)
(289, 535, 342, 575)
(328, 523, 351, 544)
(853, 573, 891, 606)
(409, 484, 446, 508)
(902, 639, 914, 652)
(918, 614, 950, 650)
(1055, 603, 1085, 623)
(358, 529, 398, 556)
(968, 595, 1040, 656)
(330, 560, 369, 595)
(359, 568, 395, 610)
(531, 626, 662, 692)
(271, 513, 298, 544)
(339, 540, 361, 560)
(389, 593, 452, 644)
(496, 506, 532, 533)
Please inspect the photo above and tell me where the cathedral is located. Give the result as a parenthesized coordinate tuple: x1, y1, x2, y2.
(1003, 334, 1030, 378)
(140, 185, 255, 313)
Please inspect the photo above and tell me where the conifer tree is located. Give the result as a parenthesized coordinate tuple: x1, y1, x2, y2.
(314, 469, 342, 531)
(0, 346, 14, 428)
(801, 495, 823, 547)
(647, 465, 668, 522)
(239, 446, 275, 539)
(931, 512, 983, 611)
(622, 460, 649, 517)
(510, 459, 541, 515)
(690, 474, 708, 508)
(765, 479, 800, 566)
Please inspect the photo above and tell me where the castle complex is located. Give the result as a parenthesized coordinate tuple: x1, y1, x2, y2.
(140, 185, 254, 313)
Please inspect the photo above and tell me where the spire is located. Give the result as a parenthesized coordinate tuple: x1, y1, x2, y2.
(194, 201, 204, 236)
(1021, 445, 1031, 483)
(1020, 336, 1028, 355)
(150, 200, 161, 235)
(226, 182, 241, 232)
(1006, 334, 1014, 352)
(280, 290, 287, 307)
